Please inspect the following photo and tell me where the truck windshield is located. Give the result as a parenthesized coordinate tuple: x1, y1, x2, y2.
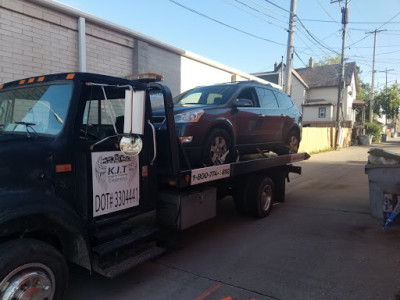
(0, 83, 73, 136)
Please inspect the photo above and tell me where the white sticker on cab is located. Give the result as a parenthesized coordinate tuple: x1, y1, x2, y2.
(92, 151, 140, 217)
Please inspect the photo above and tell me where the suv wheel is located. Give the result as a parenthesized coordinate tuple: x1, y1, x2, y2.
(202, 129, 235, 166)
(286, 130, 300, 154)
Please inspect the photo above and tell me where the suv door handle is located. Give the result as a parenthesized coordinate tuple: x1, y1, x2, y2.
(257, 114, 265, 118)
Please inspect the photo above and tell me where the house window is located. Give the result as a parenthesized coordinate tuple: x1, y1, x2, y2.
(318, 107, 326, 118)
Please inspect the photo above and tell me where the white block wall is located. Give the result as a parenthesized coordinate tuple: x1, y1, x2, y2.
(180, 56, 233, 93)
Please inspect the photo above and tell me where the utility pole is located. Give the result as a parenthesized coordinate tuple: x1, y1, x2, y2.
(333, 0, 348, 150)
(284, 0, 297, 95)
(378, 68, 395, 88)
(367, 29, 386, 122)
(280, 56, 284, 86)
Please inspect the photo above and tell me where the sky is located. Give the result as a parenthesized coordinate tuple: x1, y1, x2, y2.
(55, 0, 400, 91)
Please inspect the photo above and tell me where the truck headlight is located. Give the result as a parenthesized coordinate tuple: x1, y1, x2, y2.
(174, 109, 204, 123)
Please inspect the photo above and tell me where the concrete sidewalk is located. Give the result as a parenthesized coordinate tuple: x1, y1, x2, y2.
(283, 137, 400, 299)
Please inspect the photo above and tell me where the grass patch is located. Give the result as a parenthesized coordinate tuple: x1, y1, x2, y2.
(307, 148, 335, 155)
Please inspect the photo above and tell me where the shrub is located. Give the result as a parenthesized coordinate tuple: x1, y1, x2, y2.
(365, 122, 383, 143)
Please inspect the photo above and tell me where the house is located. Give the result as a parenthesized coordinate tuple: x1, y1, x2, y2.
(253, 58, 361, 128)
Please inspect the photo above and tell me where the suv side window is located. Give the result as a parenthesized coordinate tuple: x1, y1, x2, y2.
(237, 87, 259, 107)
(273, 91, 293, 109)
(256, 87, 279, 109)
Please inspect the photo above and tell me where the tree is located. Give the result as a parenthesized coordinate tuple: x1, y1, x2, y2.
(357, 80, 371, 101)
(309, 55, 341, 67)
(355, 79, 371, 122)
(374, 83, 400, 121)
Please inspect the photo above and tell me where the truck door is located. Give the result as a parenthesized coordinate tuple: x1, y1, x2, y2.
(75, 83, 156, 221)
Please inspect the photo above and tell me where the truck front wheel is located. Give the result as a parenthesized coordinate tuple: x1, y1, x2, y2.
(0, 239, 68, 300)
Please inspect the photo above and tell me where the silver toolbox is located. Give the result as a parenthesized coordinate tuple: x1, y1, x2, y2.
(157, 187, 217, 230)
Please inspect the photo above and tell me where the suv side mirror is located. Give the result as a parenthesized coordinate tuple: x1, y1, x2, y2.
(234, 98, 254, 107)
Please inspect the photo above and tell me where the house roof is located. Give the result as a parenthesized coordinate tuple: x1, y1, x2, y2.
(252, 63, 309, 89)
(303, 99, 334, 106)
(295, 62, 357, 89)
(353, 99, 367, 107)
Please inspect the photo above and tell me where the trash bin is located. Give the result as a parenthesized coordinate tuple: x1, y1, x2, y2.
(359, 135, 372, 145)
(381, 134, 387, 142)
(365, 164, 400, 219)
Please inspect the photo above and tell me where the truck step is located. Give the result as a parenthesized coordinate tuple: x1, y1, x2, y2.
(93, 246, 165, 278)
(91, 221, 154, 243)
(92, 226, 158, 256)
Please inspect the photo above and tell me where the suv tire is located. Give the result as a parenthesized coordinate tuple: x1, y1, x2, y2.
(202, 128, 235, 166)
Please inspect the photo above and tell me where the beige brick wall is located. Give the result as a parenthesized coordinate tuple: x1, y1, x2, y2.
(134, 40, 181, 96)
(0, 0, 135, 83)
(86, 22, 134, 76)
(0, 0, 78, 83)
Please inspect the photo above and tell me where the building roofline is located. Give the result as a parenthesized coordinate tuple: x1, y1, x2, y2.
(291, 68, 309, 89)
(36, 0, 280, 89)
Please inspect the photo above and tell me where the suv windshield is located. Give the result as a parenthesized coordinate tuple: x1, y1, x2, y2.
(173, 85, 237, 107)
(0, 83, 73, 136)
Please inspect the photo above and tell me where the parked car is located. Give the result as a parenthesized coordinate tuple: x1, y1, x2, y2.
(151, 81, 302, 167)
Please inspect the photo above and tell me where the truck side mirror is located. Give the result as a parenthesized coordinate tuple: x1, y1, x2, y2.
(119, 89, 146, 156)
(124, 89, 145, 135)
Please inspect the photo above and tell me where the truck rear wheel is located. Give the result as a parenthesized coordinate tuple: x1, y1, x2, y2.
(0, 239, 68, 300)
(247, 176, 274, 218)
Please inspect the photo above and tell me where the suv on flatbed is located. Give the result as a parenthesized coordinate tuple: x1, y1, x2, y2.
(152, 81, 302, 167)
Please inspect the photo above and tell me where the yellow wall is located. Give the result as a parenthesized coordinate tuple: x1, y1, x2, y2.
(299, 127, 352, 153)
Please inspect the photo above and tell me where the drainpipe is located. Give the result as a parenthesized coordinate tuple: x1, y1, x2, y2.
(78, 17, 86, 72)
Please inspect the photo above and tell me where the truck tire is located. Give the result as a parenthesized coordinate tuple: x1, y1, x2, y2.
(247, 176, 274, 218)
(0, 239, 68, 300)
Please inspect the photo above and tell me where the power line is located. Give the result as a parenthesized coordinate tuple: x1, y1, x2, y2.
(347, 10, 400, 48)
(295, 27, 331, 56)
(353, 45, 400, 48)
(262, 0, 289, 13)
(294, 48, 307, 67)
(225, 0, 287, 29)
(297, 17, 340, 55)
(376, 10, 400, 30)
(248, 0, 287, 18)
(316, 0, 339, 24)
(168, 0, 286, 46)
(300, 19, 400, 24)
(232, 0, 286, 23)
(351, 21, 400, 24)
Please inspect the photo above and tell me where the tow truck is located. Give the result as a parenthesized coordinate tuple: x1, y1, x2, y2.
(0, 72, 309, 300)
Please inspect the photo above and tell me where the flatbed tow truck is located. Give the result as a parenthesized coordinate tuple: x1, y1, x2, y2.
(0, 72, 309, 299)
